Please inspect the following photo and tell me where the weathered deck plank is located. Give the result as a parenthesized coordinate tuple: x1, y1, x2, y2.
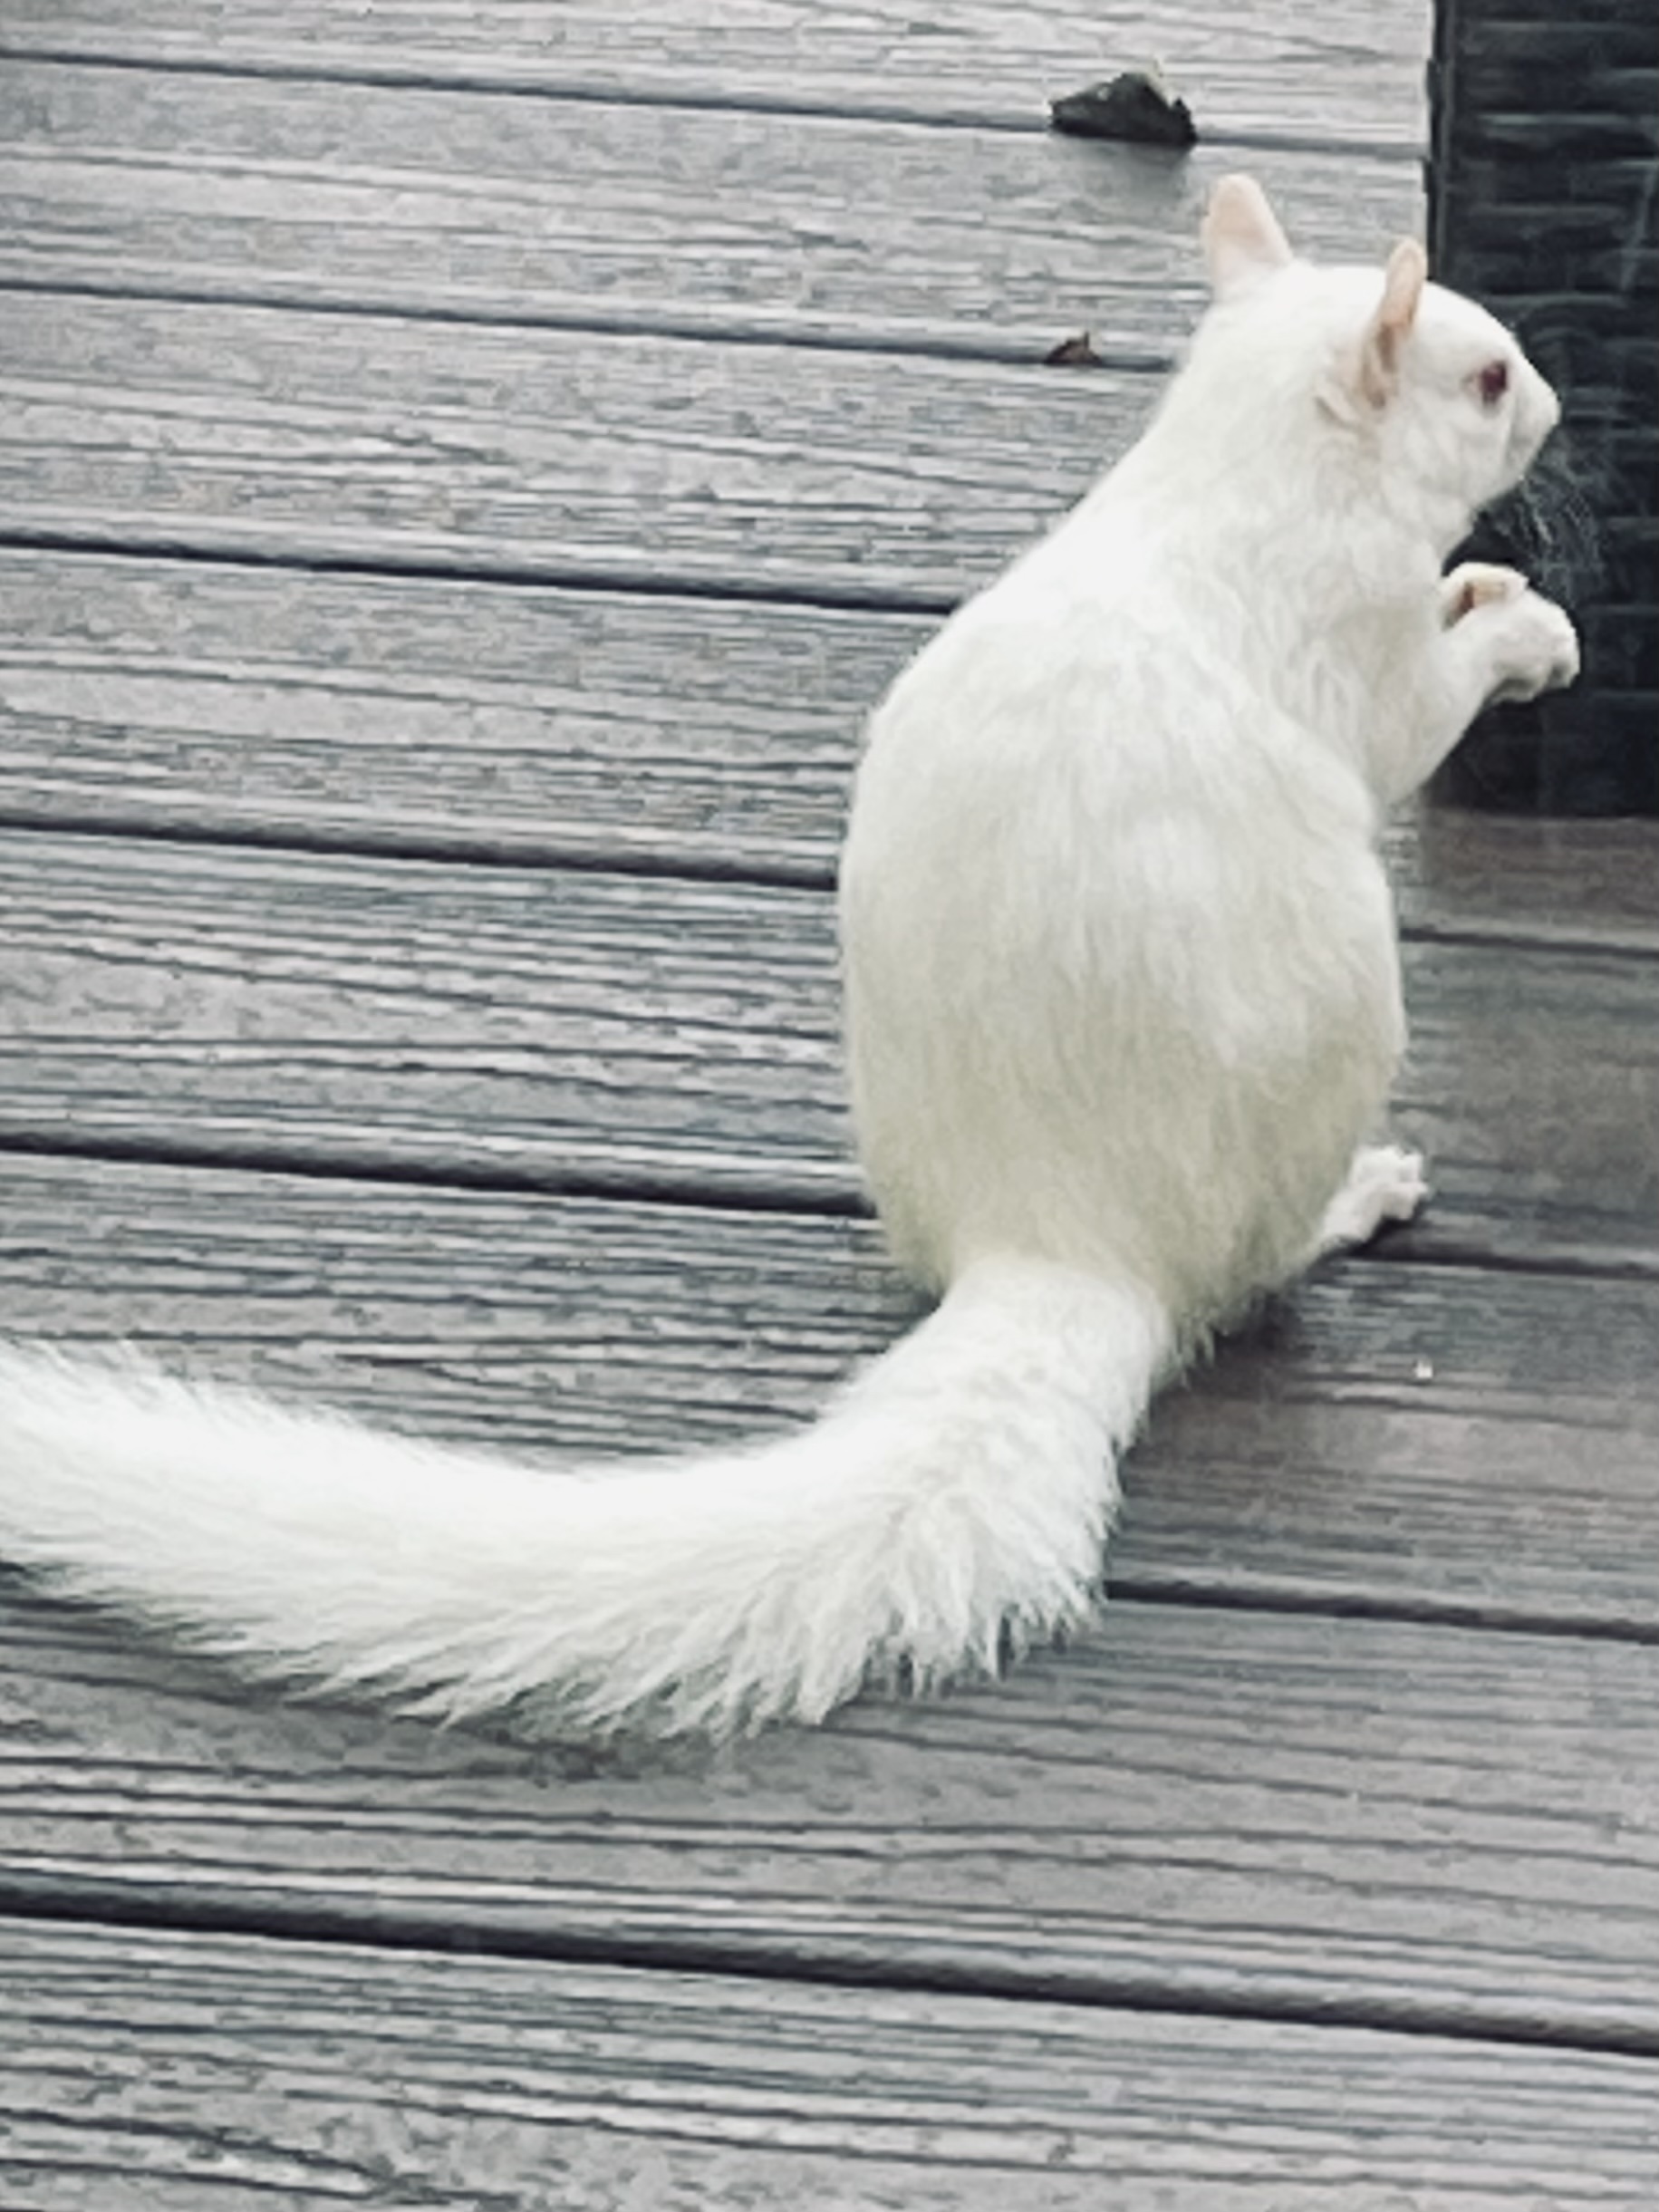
(4, 1581, 1656, 2043)
(0, 1152, 1654, 1631)
(0, 291, 1144, 607)
(0, 553, 906, 876)
(13, 1919, 1659, 2212)
(0, 62, 1420, 357)
(0, 0, 1432, 146)
(3, 1922, 1654, 2212)
(5, 554, 1658, 953)
(3, 833, 1654, 1269)
(1391, 807, 1659, 956)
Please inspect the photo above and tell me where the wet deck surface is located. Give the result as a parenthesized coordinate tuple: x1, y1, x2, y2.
(1, 5, 1656, 2203)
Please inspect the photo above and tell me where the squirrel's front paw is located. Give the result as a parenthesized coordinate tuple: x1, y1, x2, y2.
(1442, 562, 1526, 626)
(1482, 588, 1580, 705)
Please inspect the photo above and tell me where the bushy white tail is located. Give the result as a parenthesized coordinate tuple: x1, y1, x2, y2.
(0, 1256, 1170, 1738)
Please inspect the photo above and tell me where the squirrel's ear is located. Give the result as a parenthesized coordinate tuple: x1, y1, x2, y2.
(1201, 175, 1294, 300)
(1356, 239, 1428, 405)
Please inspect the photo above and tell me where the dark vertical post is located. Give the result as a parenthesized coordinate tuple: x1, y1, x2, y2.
(1427, 0, 1657, 812)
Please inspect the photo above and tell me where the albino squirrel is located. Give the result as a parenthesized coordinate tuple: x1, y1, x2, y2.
(0, 179, 1577, 1740)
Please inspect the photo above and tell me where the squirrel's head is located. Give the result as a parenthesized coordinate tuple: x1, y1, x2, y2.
(1193, 175, 1559, 552)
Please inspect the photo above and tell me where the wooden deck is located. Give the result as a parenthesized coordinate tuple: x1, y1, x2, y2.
(2, 4, 1657, 2202)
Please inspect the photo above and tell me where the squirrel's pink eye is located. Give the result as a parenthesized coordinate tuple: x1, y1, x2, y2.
(1477, 359, 1510, 407)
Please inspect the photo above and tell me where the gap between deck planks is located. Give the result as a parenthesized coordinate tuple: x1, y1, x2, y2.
(0, 0, 1433, 147)
(4, 1924, 1653, 2212)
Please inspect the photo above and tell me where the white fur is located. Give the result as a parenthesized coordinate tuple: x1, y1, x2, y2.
(0, 179, 1577, 1740)
(0, 1260, 1166, 1736)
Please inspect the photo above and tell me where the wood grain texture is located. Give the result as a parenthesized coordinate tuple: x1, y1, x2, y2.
(0, 0, 1433, 147)
(13, 1919, 1659, 2212)
(2, 1924, 1655, 2212)
(5, 554, 1658, 951)
(0, 553, 911, 877)
(4, 1575, 1657, 2043)
(0, 1150, 1654, 1630)
(0, 831, 854, 1201)
(1, 831, 1654, 1265)
(0, 62, 1421, 356)
(0, 290, 1148, 606)
(1391, 805, 1659, 955)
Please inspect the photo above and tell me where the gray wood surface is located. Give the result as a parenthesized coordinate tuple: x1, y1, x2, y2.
(0, 0, 1433, 146)
(0, 62, 1420, 357)
(1393, 806, 1659, 956)
(4, 554, 1657, 946)
(0, 552, 908, 876)
(5, 1578, 1656, 2043)
(0, 6, 1654, 2198)
(2, 831, 1654, 1266)
(0, 1151, 1654, 1630)
(0, 289, 1146, 606)
(5, 1923, 1653, 2212)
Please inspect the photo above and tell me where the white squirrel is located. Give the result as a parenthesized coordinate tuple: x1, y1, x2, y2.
(0, 178, 1578, 1740)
